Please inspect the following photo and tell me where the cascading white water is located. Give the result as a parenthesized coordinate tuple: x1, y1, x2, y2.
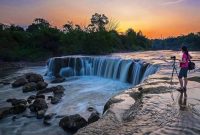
(141, 64, 158, 82)
(132, 62, 142, 86)
(47, 56, 158, 86)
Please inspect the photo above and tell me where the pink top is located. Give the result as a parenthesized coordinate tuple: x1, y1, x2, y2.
(180, 53, 189, 68)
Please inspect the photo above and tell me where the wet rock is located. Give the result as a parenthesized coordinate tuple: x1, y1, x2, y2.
(59, 114, 87, 132)
(30, 98, 48, 112)
(22, 114, 36, 118)
(22, 82, 37, 93)
(10, 104, 27, 114)
(51, 77, 65, 84)
(37, 85, 65, 95)
(37, 81, 48, 90)
(44, 113, 55, 120)
(43, 119, 51, 126)
(103, 98, 123, 114)
(27, 95, 36, 104)
(0, 107, 12, 119)
(29, 104, 35, 112)
(87, 107, 95, 112)
(6, 98, 27, 106)
(36, 94, 45, 99)
(138, 87, 143, 91)
(56, 115, 66, 118)
(43, 113, 56, 126)
(47, 96, 53, 100)
(1, 100, 27, 119)
(37, 87, 53, 94)
(51, 96, 60, 104)
(25, 73, 44, 83)
(53, 85, 65, 95)
(36, 110, 46, 119)
(0, 81, 10, 85)
(50, 85, 65, 104)
(12, 77, 28, 88)
(88, 112, 100, 124)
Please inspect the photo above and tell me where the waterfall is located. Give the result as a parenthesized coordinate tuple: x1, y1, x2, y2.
(141, 64, 158, 82)
(47, 56, 158, 86)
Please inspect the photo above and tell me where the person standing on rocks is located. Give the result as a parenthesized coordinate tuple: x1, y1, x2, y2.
(177, 46, 192, 97)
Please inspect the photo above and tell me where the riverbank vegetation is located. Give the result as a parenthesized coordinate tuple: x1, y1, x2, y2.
(152, 33, 200, 50)
(0, 13, 150, 62)
(1, 13, 200, 62)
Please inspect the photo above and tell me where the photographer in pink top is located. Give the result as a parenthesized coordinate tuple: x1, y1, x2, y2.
(177, 46, 192, 96)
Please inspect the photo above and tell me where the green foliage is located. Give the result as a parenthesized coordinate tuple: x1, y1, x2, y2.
(0, 14, 151, 62)
(152, 33, 200, 50)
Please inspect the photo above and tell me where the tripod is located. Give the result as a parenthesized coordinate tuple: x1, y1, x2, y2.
(170, 58, 179, 102)
(170, 58, 179, 84)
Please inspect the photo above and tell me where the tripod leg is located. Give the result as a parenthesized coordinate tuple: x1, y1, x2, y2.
(171, 66, 175, 84)
(175, 67, 179, 77)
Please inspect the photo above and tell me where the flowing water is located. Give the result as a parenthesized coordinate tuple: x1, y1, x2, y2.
(0, 56, 158, 135)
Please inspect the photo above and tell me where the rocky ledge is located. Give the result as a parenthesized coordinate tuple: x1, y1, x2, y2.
(75, 51, 200, 135)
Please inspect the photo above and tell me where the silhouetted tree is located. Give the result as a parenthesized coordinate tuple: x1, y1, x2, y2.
(90, 13, 109, 31)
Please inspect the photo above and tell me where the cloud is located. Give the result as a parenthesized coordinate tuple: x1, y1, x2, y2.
(162, 0, 185, 5)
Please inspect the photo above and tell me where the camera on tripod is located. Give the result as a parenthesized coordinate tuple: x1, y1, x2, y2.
(171, 56, 176, 60)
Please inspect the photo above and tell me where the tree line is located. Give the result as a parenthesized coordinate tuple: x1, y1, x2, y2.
(0, 13, 150, 61)
(152, 33, 200, 50)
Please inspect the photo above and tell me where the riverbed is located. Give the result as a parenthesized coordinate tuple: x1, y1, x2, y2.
(0, 50, 200, 135)
(76, 50, 200, 135)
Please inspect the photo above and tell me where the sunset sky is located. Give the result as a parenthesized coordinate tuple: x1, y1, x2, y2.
(0, 0, 200, 38)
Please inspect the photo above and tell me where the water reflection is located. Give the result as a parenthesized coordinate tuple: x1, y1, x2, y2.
(178, 92, 187, 111)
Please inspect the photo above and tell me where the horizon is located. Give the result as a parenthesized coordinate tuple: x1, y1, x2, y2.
(0, 0, 200, 38)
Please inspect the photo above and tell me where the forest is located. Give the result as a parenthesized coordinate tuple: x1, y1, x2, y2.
(0, 13, 150, 61)
(152, 33, 200, 50)
(1, 13, 199, 62)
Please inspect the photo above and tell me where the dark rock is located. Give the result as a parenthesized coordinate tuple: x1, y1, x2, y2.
(0, 81, 10, 85)
(27, 95, 36, 104)
(37, 110, 46, 119)
(10, 104, 27, 114)
(51, 77, 65, 84)
(43, 119, 51, 126)
(59, 114, 87, 132)
(53, 85, 65, 95)
(37, 81, 48, 90)
(22, 114, 36, 118)
(22, 82, 37, 92)
(29, 104, 35, 112)
(6, 98, 27, 106)
(44, 113, 55, 120)
(36, 94, 45, 99)
(138, 87, 143, 91)
(30, 98, 48, 112)
(37, 85, 65, 95)
(51, 97, 60, 104)
(0, 107, 12, 119)
(87, 107, 95, 112)
(56, 115, 66, 118)
(37, 87, 53, 94)
(25, 73, 44, 83)
(88, 112, 100, 124)
(12, 77, 28, 88)
(43, 113, 55, 126)
(47, 96, 53, 100)
(50, 85, 65, 104)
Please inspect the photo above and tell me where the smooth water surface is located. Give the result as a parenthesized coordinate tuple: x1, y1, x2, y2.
(0, 66, 131, 135)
